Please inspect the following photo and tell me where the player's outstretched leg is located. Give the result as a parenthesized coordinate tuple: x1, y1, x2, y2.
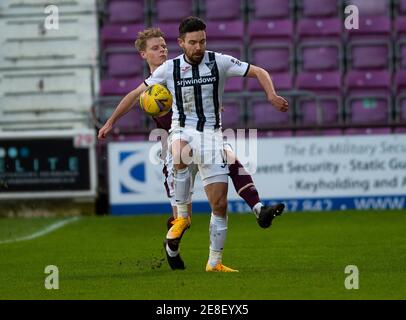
(256, 203, 285, 229)
(163, 239, 185, 270)
(164, 215, 190, 270)
(164, 143, 192, 269)
(228, 159, 285, 228)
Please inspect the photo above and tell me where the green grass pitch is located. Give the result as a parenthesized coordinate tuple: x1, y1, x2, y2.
(0, 210, 405, 300)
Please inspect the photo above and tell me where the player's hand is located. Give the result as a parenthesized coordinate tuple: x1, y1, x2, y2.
(269, 94, 289, 112)
(98, 121, 113, 140)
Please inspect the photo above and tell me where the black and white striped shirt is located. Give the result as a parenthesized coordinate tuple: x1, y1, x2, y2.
(144, 51, 250, 132)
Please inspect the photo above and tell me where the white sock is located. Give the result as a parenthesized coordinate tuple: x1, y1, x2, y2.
(208, 250, 222, 267)
(208, 213, 227, 267)
(174, 167, 191, 204)
(166, 243, 179, 257)
(177, 204, 189, 219)
(253, 202, 263, 218)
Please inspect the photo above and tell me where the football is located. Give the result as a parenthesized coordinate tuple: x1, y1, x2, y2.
(139, 84, 173, 117)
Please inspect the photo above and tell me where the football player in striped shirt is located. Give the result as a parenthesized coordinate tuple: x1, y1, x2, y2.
(98, 19, 287, 272)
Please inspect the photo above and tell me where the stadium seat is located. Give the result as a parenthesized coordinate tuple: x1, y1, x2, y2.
(153, 0, 194, 22)
(100, 77, 143, 96)
(346, 15, 392, 71)
(95, 95, 147, 135)
(298, 41, 342, 71)
(296, 99, 341, 126)
(248, 0, 293, 19)
(101, 23, 146, 49)
(295, 129, 343, 136)
(113, 133, 149, 141)
(295, 71, 342, 125)
(347, 40, 391, 70)
(346, 69, 391, 94)
(397, 0, 406, 15)
(200, 0, 243, 21)
(257, 130, 294, 138)
(221, 101, 243, 128)
(0, 0, 96, 15)
(113, 108, 145, 133)
(395, 15, 406, 39)
(346, 98, 390, 124)
(107, 0, 145, 24)
(344, 127, 392, 135)
(299, 0, 340, 18)
(319, 129, 344, 136)
(0, 15, 99, 68)
(247, 73, 293, 92)
(154, 22, 183, 58)
(250, 43, 292, 73)
(396, 98, 406, 123)
(248, 99, 293, 128)
(296, 71, 342, 90)
(0, 2, 99, 132)
(297, 18, 342, 40)
(395, 16, 406, 68)
(205, 21, 245, 59)
(0, 68, 94, 130)
(224, 77, 245, 92)
(206, 21, 245, 42)
(347, 16, 391, 40)
(154, 22, 179, 41)
(215, 47, 243, 60)
(248, 20, 294, 92)
(394, 70, 406, 122)
(345, 70, 392, 125)
(249, 19, 294, 41)
(105, 51, 144, 77)
(394, 127, 406, 133)
(347, 0, 390, 16)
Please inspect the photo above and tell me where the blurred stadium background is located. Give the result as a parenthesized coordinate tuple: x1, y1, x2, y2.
(0, 0, 405, 300)
(1, 0, 405, 216)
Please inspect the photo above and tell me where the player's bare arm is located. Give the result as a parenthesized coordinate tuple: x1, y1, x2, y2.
(246, 65, 289, 112)
(98, 82, 148, 140)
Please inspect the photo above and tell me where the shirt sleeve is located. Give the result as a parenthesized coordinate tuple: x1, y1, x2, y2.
(144, 61, 168, 86)
(217, 53, 250, 78)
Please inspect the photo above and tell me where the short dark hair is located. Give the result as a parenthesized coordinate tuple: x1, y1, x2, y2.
(179, 16, 206, 38)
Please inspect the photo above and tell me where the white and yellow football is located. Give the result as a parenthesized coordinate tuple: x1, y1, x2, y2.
(139, 84, 173, 117)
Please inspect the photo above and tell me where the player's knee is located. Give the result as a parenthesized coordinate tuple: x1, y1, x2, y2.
(212, 198, 228, 215)
(174, 163, 187, 170)
(172, 148, 184, 168)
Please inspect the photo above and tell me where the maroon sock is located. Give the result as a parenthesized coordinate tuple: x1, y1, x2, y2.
(228, 160, 261, 209)
(166, 216, 175, 231)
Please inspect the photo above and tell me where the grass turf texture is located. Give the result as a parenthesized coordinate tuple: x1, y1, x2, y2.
(0, 210, 405, 300)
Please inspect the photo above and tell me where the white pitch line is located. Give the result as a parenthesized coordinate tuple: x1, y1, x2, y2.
(0, 216, 81, 244)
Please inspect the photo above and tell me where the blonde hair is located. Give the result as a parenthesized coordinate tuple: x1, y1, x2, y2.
(134, 28, 165, 52)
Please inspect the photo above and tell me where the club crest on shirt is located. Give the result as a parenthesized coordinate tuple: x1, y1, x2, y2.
(205, 61, 215, 70)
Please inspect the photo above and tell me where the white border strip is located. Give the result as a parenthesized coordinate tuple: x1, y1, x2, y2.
(0, 216, 80, 244)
